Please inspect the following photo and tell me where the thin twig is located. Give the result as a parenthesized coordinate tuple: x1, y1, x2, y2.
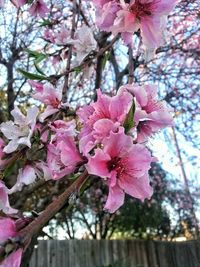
(128, 46, 134, 84)
(62, 0, 78, 102)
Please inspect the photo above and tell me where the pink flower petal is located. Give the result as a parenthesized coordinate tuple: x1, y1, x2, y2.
(0, 218, 17, 243)
(103, 129, 133, 158)
(8, 165, 36, 194)
(119, 173, 153, 200)
(0, 182, 17, 214)
(1, 249, 23, 267)
(104, 184, 124, 213)
(86, 148, 111, 178)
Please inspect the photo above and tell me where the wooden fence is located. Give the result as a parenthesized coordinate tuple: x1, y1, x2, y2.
(29, 239, 200, 267)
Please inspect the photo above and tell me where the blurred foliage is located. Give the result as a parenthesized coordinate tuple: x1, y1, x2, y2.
(45, 163, 197, 240)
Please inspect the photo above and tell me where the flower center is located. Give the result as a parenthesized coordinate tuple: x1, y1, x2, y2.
(107, 157, 125, 177)
(130, 0, 153, 19)
(51, 98, 60, 108)
(137, 120, 151, 133)
(19, 125, 30, 136)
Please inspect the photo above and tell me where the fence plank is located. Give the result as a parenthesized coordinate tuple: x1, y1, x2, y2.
(29, 240, 200, 267)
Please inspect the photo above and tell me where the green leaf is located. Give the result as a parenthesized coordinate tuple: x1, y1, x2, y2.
(25, 48, 44, 58)
(74, 66, 82, 75)
(123, 100, 135, 134)
(39, 19, 52, 27)
(17, 68, 48, 80)
(34, 61, 46, 75)
(3, 161, 16, 178)
(34, 54, 47, 64)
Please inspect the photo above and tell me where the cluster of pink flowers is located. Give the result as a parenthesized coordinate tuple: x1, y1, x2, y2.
(0, 83, 173, 218)
(94, 0, 177, 53)
(78, 84, 173, 212)
(0, 64, 174, 267)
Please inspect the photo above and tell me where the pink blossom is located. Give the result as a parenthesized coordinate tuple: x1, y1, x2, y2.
(28, 80, 43, 92)
(32, 82, 62, 122)
(119, 84, 174, 142)
(96, 1, 120, 32)
(35, 161, 52, 181)
(0, 249, 23, 267)
(86, 130, 153, 213)
(77, 89, 133, 155)
(11, 0, 27, 8)
(16, 0, 26, 7)
(96, 0, 177, 51)
(0, 218, 22, 267)
(29, 0, 49, 17)
(49, 120, 76, 136)
(47, 134, 82, 180)
(54, 26, 71, 45)
(93, 0, 111, 8)
(43, 29, 55, 43)
(0, 218, 17, 242)
(90, 89, 133, 123)
(47, 119, 81, 180)
(0, 106, 38, 153)
(8, 165, 37, 194)
(116, 0, 176, 49)
(0, 182, 17, 214)
(32, 82, 62, 106)
(68, 26, 97, 64)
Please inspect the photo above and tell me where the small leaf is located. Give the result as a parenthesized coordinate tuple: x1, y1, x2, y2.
(25, 48, 43, 58)
(74, 66, 82, 75)
(17, 68, 48, 80)
(34, 61, 46, 75)
(3, 161, 16, 178)
(40, 19, 52, 27)
(34, 54, 47, 64)
(123, 100, 135, 134)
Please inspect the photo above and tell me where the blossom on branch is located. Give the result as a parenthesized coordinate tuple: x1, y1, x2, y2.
(86, 130, 153, 213)
(77, 89, 133, 155)
(8, 165, 37, 194)
(31, 81, 63, 122)
(29, 0, 49, 17)
(119, 84, 174, 142)
(47, 125, 83, 180)
(94, 0, 177, 53)
(49, 120, 77, 136)
(68, 25, 97, 65)
(0, 182, 17, 214)
(0, 106, 39, 153)
(96, 1, 120, 32)
(54, 26, 71, 46)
